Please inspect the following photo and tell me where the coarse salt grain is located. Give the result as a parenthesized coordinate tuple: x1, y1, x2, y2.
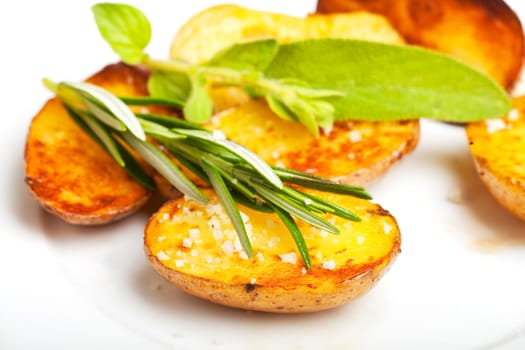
(205, 256, 213, 264)
(162, 213, 170, 221)
(250, 278, 256, 285)
(272, 151, 280, 159)
(209, 216, 221, 230)
(347, 153, 355, 160)
(268, 236, 280, 248)
(221, 240, 234, 255)
(304, 198, 312, 206)
(239, 251, 249, 260)
(212, 229, 223, 240)
(256, 252, 265, 261)
(189, 228, 201, 239)
(322, 260, 336, 270)
(174, 259, 186, 267)
(319, 230, 328, 238)
(190, 249, 198, 257)
(240, 211, 249, 223)
(383, 222, 393, 235)
(356, 236, 365, 244)
(348, 130, 362, 143)
(508, 108, 519, 121)
(182, 238, 193, 248)
(206, 204, 223, 216)
(156, 251, 170, 261)
(316, 251, 323, 260)
(279, 252, 297, 264)
(301, 267, 307, 274)
(485, 118, 506, 134)
(157, 236, 166, 242)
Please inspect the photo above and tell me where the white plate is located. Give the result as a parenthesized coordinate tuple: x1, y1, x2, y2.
(3, 1, 525, 349)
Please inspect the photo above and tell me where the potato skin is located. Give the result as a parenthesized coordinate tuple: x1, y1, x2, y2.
(466, 96, 525, 221)
(317, 0, 524, 90)
(144, 189, 401, 313)
(25, 63, 164, 225)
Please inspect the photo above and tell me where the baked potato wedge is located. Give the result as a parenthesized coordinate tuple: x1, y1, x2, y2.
(316, 0, 524, 90)
(208, 100, 419, 186)
(170, 4, 404, 64)
(466, 96, 525, 221)
(171, 4, 419, 186)
(145, 189, 400, 313)
(25, 63, 162, 225)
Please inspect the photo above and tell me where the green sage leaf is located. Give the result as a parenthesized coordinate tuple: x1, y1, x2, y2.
(148, 70, 191, 104)
(183, 74, 214, 124)
(265, 39, 511, 122)
(204, 39, 279, 72)
(92, 3, 151, 64)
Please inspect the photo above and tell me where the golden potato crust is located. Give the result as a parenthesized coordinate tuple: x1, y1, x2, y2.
(317, 0, 524, 90)
(25, 63, 160, 225)
(466, 96, 525, 221)
(208, 99, 419, 187)
(145, 189, 401, 313)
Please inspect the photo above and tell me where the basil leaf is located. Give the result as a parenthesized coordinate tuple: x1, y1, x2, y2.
(204, 39, 279, 72)
(265, 39, 511, 122)
(183, 74, 213, 124)
(148, 70, 191, 105)
(92, 3, 151, 64)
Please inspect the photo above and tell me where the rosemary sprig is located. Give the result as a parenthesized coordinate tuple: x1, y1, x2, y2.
(48, 80, 370, 268)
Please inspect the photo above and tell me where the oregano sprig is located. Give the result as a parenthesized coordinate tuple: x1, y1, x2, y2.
(91, 2, 511, 137)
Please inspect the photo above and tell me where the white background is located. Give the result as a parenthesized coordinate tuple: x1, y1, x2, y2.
(1, 1, 525, 349)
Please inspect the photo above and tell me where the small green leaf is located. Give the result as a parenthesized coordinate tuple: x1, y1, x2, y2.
(265, 94, 298, 122)
(183, 74, 214, 124)
(204, 39, 279, 72)
(201, 158, 253, 257)
(92, 3, 151, 64)
(148, 70, 191, 104)
(265, 39, 511, 122)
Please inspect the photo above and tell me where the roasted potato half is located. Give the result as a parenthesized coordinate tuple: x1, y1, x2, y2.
(466, 96, 525, 221)
(25, 64, 160, 225)
(208, 100, 419, 187)
(317, 0, 525, 90)
(171, 4, 404, 64)
(170, 4, 419, 187)
(145, 189, 400, 313)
